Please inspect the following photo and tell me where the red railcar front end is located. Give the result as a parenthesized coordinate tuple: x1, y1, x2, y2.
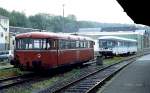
(11, 37, 58, 70)
(12, 50, 58, 70)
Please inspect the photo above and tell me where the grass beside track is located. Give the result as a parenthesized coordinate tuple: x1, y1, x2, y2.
(0, 61, 25, 79)
(104, 56, 127, 66)
(0, 68, 25, 79)
(2, 56, 128, 93)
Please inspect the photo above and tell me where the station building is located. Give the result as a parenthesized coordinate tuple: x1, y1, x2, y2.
(0, 15, 9, 51)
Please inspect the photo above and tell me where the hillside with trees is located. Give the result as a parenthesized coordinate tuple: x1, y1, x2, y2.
(0, 7, 146, 33)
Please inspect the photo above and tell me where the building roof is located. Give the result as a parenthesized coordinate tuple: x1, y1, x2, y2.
(77, 31, 145, 36)
(0, 15, 8, 19)
(98, 36, 137, 42)
(9, 26, 41, 34)
(78, 28, 101, 33)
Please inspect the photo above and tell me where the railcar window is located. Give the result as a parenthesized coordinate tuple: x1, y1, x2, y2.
(85, 41, 88, 48)
(53, 40, 57, 48)
(83, 41, 86, 48)
(99, 40, 115, 48)
(42, 39, 47, 49)
(59, 40, 76, 49)
(118, 41, 124, 46)
(70, 41, 76, 48)
(76, 41, 80, 48)
(59, 40, 64, 49)
(59, 40, 67, 49)
(47, 40, 56, 49)
(121, 42, 124, 46)
(33, 40, 41, 49)
(28, 39, 33, 49)
(124, 42, 128, 47)
(90, 41, 93, 48)
(88, 41, 90, 48)
(16, 38, 55, 50)
(59, 40, 92, 49)
(80, 41, 84, 48)
(100, 40, 107, 48)
(107, 41, 112, 47)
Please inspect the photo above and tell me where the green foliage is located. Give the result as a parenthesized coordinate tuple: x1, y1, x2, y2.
(64, 15, 78, 32)
(0, 7, 97, 32)
(49, 16, 63, 32)
(0, 68, 24, 79)
(0, 7, 139, 33)
(29, 13, 51, 30)
(9, 11, 29, 27)
(0, 7, 10, 17)
(78, 21, 101, 28)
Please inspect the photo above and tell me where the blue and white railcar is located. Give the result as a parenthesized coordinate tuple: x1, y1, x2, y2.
(97, 36, 137, 57)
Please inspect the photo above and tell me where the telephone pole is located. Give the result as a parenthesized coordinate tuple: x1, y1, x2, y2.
(62, 4, 65, 32)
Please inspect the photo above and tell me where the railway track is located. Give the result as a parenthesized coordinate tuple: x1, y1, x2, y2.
(0, 72, 35, 89)
(57, 59, 135, 93)
(36, 56, 136, 93)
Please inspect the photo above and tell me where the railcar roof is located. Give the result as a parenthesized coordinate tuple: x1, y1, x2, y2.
(98, 36, 137, 42)
(16, 32, 93, 41)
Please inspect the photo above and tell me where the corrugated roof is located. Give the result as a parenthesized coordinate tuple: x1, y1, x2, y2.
(9, 26, 41, 34)
(98, 36, 137, 42)
(78, 28, 101, 32)
(77, 31, 145, 36)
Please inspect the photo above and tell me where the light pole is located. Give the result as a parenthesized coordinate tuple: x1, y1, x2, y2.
(62, 4, 65, 32)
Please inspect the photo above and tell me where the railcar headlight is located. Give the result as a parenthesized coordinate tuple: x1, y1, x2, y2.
(37, 54, 41, 58)
(9, 55, 14, 60)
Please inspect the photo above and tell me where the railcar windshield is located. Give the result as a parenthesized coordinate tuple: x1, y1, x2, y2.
(16, 38, 56, 50)
(99, 40, 116, 48)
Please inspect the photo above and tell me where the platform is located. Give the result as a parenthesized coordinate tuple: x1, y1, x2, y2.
(99, 54, 150, 93)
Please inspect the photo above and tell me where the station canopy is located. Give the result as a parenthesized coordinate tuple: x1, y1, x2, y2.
(116, 0, 150, 26)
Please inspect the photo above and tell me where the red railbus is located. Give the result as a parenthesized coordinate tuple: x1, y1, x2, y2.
(11, 32, 94, 70)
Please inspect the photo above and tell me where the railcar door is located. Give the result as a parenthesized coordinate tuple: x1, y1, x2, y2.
(57, 40, 77, 66)
(57, 40, 66, 66)
(43, 39, 58, 68)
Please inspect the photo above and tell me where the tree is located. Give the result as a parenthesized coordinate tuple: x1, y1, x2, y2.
(29, 13, 53, 30)
(0, 7, 10, 17)
(49, 16, 63, 32)
(9, 11, 29, 27)
(64, 15, 78, 32)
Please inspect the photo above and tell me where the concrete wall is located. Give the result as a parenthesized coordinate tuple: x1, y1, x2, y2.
(0, 43, 5, 51)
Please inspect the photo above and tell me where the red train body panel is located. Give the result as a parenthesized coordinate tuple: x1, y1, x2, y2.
(11, 32, 94, 70)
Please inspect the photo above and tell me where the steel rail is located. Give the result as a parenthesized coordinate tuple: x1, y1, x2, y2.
(36, 55, 136, 93)
(0, 72, 34, 89)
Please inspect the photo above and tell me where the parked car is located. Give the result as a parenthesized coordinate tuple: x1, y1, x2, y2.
(0, 50, 13, 61)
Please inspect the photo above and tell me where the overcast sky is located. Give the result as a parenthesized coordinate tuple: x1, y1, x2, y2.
(0, 0, 134, 24)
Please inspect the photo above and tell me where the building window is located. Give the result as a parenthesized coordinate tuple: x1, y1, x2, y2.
(5, 36, 7, 40)
(4, 20, 7, 24)
(4, 28, 7, 31)
(13, 40, 15, 45)
(1, 33, 3, 37)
